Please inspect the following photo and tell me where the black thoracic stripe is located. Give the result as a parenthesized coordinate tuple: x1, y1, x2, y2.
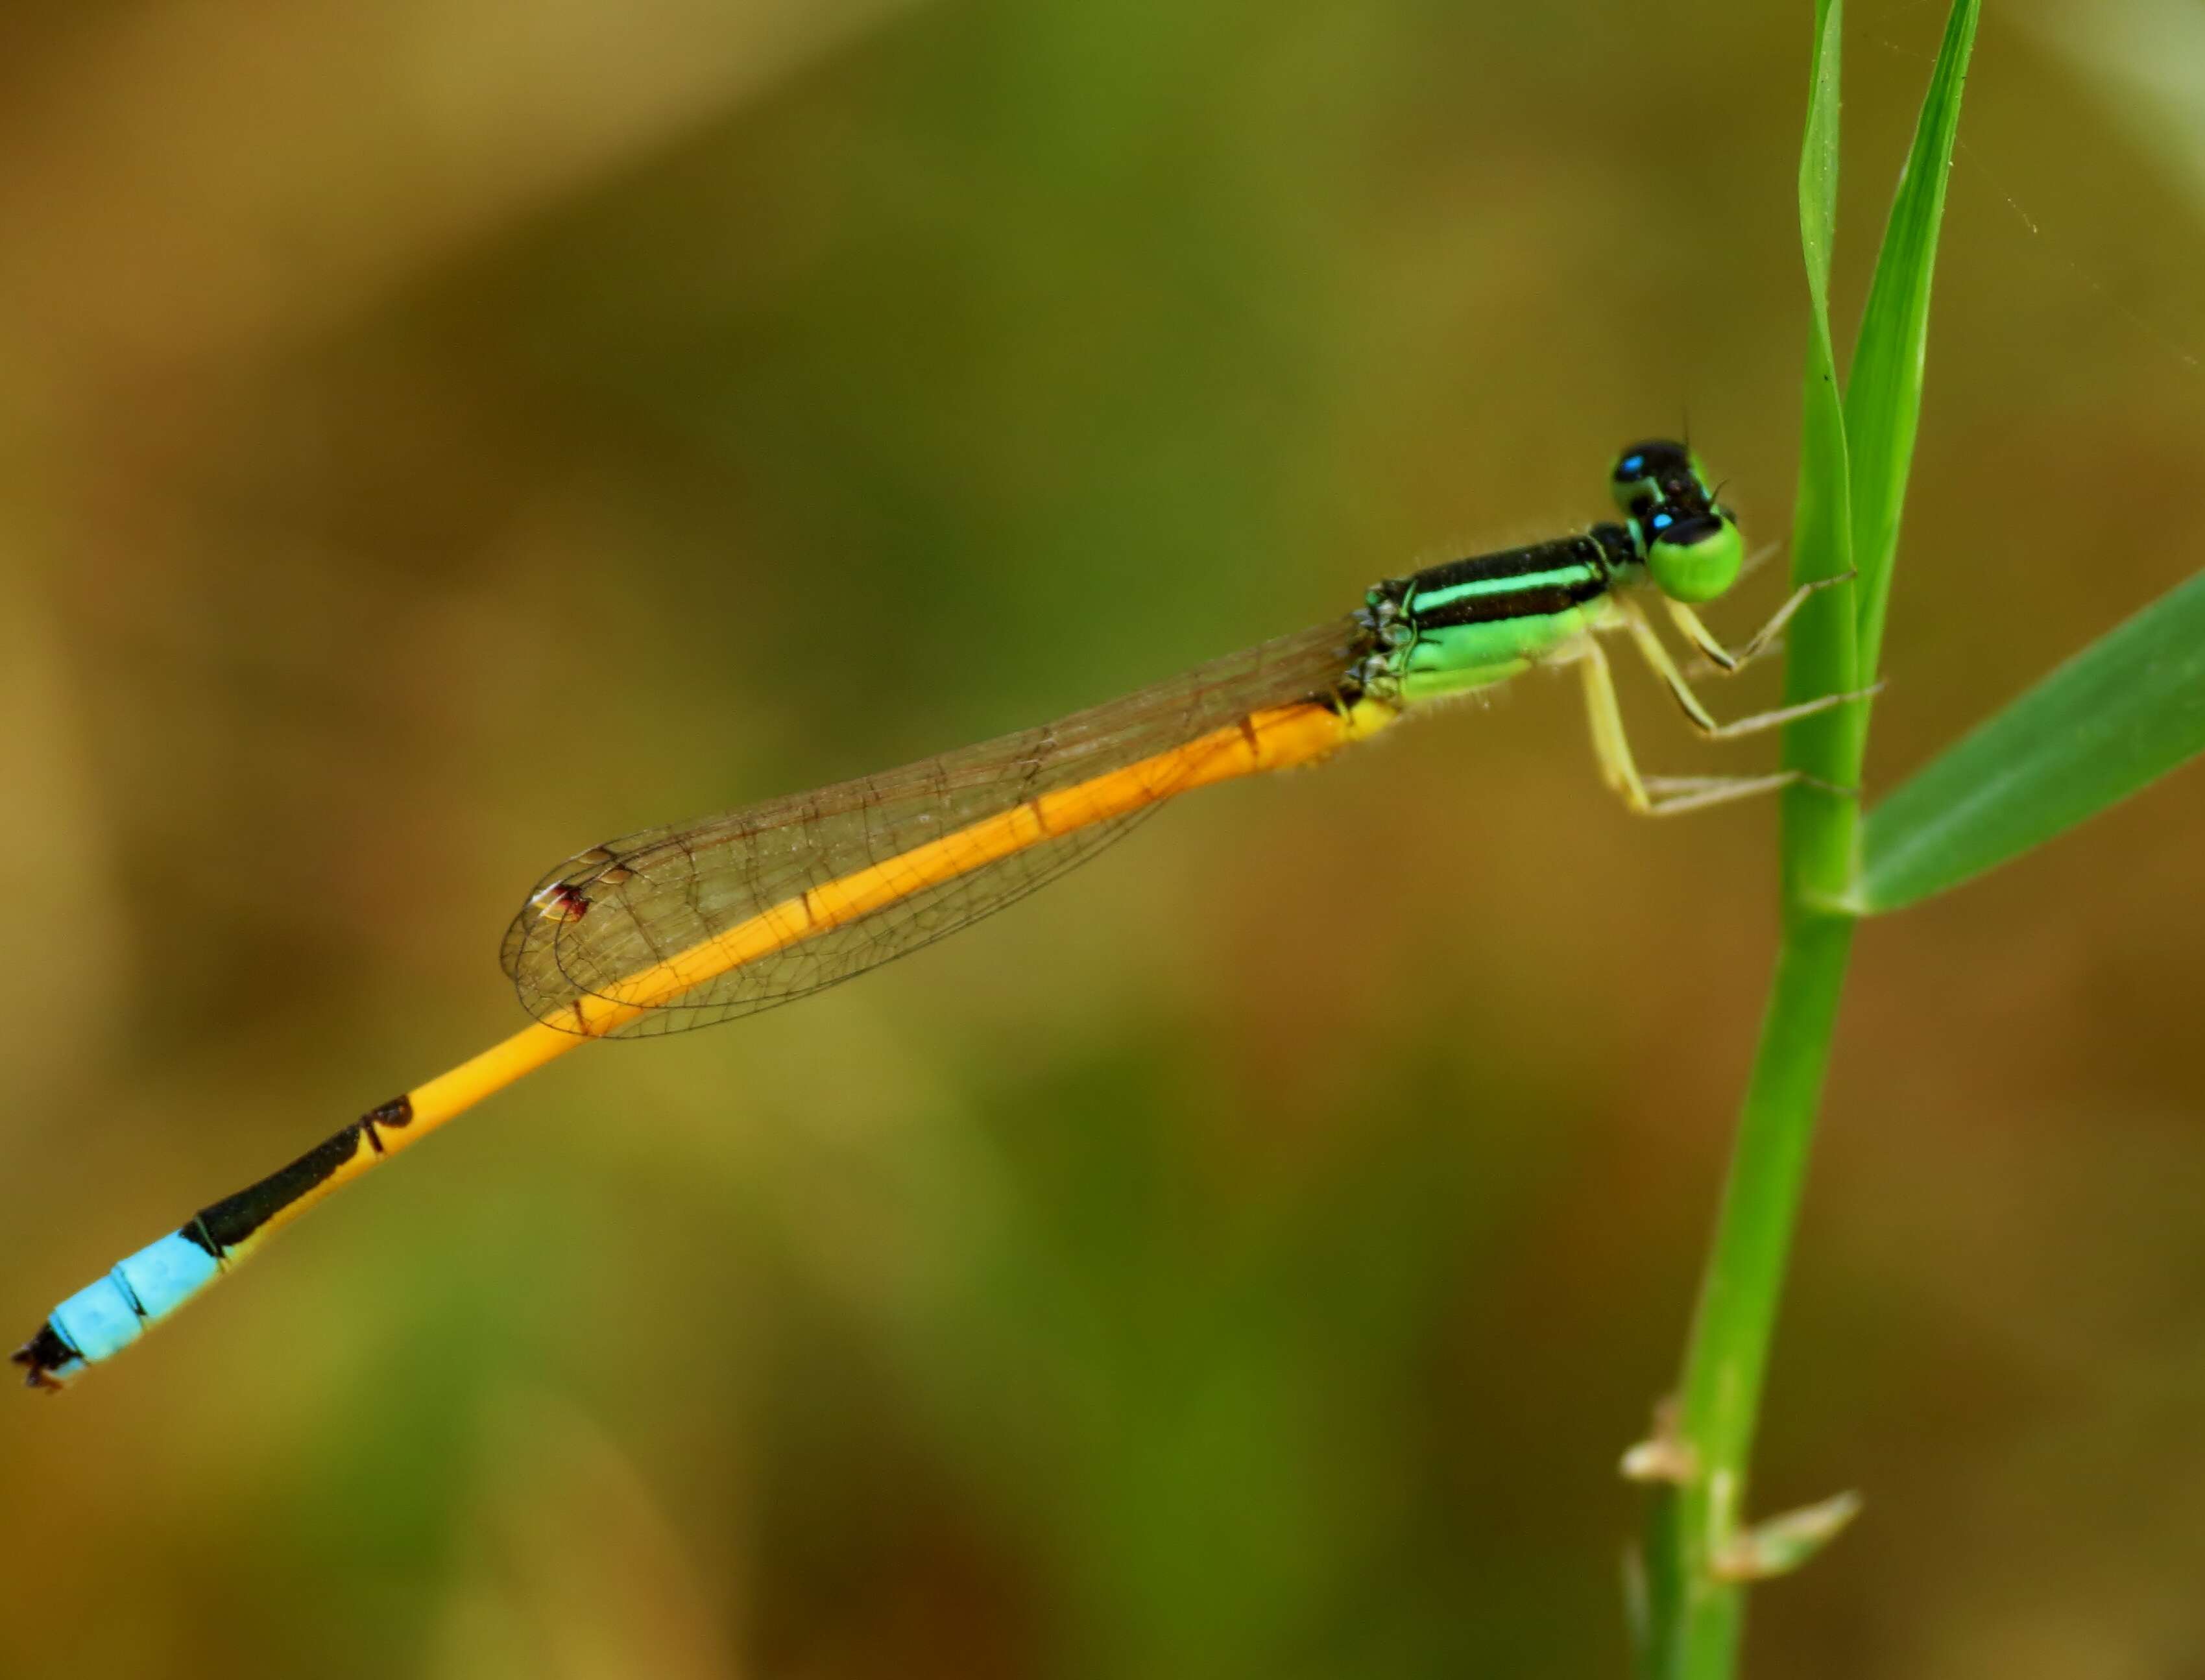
(1401, 533, 1606, 597)
(1414, 581, 1601, 629)
(1408, 562, 1614, 629)
(1389, 523, 1639, 625)
(184, 1122, 378, 1255)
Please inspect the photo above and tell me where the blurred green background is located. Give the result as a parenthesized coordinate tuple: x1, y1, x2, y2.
(4, 1, 2203, 1675)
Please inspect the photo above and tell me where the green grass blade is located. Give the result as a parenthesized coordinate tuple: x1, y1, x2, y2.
(1777, 0, 1862, 904)
(1787, 0, 1852, 616)
(1638, 4, 1981, 1676)
(1855, 568, 2205, 913)
(1641, 10, 1855, 1679)
(1796, 0, 1843, 324)
(1846, 0, 1981, 682)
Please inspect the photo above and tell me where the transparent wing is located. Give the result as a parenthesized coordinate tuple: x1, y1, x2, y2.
(500, 618, 1368, 1037)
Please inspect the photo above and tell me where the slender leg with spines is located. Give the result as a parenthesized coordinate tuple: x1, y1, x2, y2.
(1573, 638, 1807, 817)
(1666, 571, 1855, 675)
(1619, 599, 1879, 740)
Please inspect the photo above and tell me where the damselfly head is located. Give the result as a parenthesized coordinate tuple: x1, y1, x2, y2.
(1609, 438, 1744, 605)
(1609, 439, 1707, 519)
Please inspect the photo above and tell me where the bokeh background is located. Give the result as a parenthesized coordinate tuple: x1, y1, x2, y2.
(5, 2, 2203, 1675)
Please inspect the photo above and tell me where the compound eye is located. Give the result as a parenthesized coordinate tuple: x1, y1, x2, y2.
(1654, 511, 1723, 546)
(1645, 510, 1744, 605)
(1612, 439, 1691, 481)
(1643, 505, 1717, 544)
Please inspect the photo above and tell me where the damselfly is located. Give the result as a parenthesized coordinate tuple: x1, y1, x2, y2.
(15, 441, 1862, 1389)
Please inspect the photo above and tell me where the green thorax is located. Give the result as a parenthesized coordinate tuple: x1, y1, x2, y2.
(1355, 525, 1641, 705)
(1352, 438, 1744, 708)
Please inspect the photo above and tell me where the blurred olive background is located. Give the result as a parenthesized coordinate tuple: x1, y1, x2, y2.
(5, 1, 2204, 1675)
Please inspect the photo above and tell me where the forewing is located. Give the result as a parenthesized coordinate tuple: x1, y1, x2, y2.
(500, 619, 1365, 1037)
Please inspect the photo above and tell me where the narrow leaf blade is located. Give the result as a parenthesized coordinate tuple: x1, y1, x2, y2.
(1787, 0, 1851, 616)
(1846, 0, 1982, 680)
(1857, 569, 2205, 913)
(1777, 0, 1863, 904)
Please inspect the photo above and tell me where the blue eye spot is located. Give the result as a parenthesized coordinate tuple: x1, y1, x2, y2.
(1650, 511, 1672, 531)
(1621, 455, 1643, 475)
